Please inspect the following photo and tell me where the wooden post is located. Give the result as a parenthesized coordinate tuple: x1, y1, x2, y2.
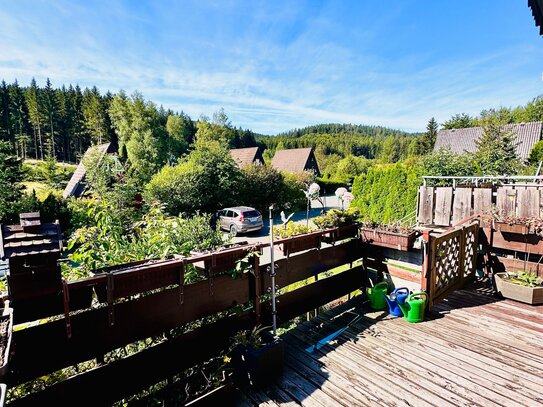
(252, 245, 261, 325)
(421, 229, 432, 308)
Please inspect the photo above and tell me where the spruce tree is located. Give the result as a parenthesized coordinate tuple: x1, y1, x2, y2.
(474, 124, 519, 175)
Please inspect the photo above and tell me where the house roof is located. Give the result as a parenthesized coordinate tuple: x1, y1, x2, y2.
(529, 0, 543, 35)
(229, 147, 263, 167)
(271, 147, 319, 174)
(433, 121, 543, 161)
(0, 220, 62, 260)
(63, 142, 116, 198)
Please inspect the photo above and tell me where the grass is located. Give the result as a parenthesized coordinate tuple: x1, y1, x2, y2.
(21, 181, 61, 201)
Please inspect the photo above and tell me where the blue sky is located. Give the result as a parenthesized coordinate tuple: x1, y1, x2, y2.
(0, 0, 542, 134)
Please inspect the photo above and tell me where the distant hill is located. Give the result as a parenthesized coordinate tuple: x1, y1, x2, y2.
(272, 123, 418, 138)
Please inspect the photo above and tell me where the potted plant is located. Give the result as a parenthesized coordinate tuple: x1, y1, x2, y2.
(359, 222, 418, 251)
(494, 271, 543, 305)
(230, 325, 284, 387)
(313, 208, 360, 243)
(273, 222, 319, 255)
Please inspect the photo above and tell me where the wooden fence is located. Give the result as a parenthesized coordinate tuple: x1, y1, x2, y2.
(423, 222, 480, 308)
(6, 230, 365, 406)
(417, 184, 543, 227)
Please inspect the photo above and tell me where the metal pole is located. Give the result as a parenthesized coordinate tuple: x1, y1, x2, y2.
(269, 205, 277, 335)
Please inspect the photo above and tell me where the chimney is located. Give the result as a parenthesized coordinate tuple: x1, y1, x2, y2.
(19, 212, 41, 234)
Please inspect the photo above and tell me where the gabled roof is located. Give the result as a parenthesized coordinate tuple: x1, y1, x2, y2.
(433, 122, 543, 161)
(63, 142, 116, 198)
(529, 0, 543, 35)
(229, 147, 263, 167)
(271, 147, 320, 176)
(0, 214, 62, 260)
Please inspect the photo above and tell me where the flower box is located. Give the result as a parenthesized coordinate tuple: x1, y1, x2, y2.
(280, 233, 321, 256)
(191, 244, 251, 276)
(0, 307, 14, 382)
(494, 272, 543, 305)
(322, 224, 359, 244)
(360, 228, 417, 251)
(494, 221, 530, 235)
(231, 331, 283, 387)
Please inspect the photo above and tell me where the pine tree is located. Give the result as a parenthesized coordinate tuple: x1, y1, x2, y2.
(43, 78, 58, 157)
(8, 81, 30, 159)
(0, 81, 9, 142)
(26, 78, 44, 159)
(474, 124, 519, 175)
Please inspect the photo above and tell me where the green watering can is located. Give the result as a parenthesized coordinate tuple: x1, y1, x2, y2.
(366, 281, 388, 310)
(397, 292, 428, 323)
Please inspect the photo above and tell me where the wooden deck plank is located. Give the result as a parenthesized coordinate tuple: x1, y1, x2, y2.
(306, 315, 495, 407)
(241, 291, 543, 407)
(290, 324, 450, 407)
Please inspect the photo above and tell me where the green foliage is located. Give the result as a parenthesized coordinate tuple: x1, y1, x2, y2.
(409, 117, 438, 156)
(146, 138, 242, 215)
(278, 171, 313, 212)
(239, 164, 285, 214)
(313, 207, 360, 229)
(230, 325, 270, 350)
(422, 148, 478, 178)
(66, 203, 225, 279)
(82, 147, 121, 196)
(273, 221, 314, 238)
(109, 92, 168, 185)
(473, 124, 520, 175)
(442, 113, 476, 129)
(0, 141, 24, 223)
(351, 162, 422, 224)
(505, 271, 543, 288)
(21, 160, 75, 186)
(528, 140, 543, 164)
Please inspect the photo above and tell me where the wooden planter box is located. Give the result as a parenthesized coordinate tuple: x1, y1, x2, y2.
(0, 307, 13, 382)
(494, 272, 543, 305)
(322, 224, 359, 244)
(360, 228, 417, 251)
(280, 233, 321, 256)
(92, 257, 183, 303)
(193, 245, 251, 276)
(231, 332, 283, 387)
(494, 221, 530, 235)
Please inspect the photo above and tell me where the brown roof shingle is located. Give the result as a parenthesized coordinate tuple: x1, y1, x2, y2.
(433, 121, 542, 161)
(271, 148, 320, 176)
(229, 147, 263, 167)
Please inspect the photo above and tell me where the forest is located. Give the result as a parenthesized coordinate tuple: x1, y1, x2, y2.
(2, 77, 543, 234)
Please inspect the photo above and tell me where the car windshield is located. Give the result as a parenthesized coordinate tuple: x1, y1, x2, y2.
(243, 210, 260, 218)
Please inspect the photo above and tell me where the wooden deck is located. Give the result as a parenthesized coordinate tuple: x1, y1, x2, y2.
(237, 289, 543, 407)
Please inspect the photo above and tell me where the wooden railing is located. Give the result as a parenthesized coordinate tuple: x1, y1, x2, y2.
(7, 228, 366, 406)
(5, 221, 485, 405)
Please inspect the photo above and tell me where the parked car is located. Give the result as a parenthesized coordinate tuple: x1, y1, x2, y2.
(217, 206, 263, 236)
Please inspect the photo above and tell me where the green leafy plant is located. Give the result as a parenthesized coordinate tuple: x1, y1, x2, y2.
(273, 221, 314, 238)
(230, 325, 271, 351)
(504, 271, 543, 288)
(229, 247, 260, 280)
(313, 207, 360, 229)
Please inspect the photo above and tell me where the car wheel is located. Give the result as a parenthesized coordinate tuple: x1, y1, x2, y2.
(230, 224, 238, 237)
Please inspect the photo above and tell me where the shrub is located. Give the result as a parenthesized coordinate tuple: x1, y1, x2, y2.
(273, 221, 314, 238)
(313, 207, 360, 229)
(239, 164, 285, 214)
(278, 171, 314, 212)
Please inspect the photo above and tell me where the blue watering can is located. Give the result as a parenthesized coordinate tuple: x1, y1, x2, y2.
(384, 287, 410, 317)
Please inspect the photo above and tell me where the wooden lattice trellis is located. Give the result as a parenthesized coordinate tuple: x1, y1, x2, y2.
(428, 222, 479, 307)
